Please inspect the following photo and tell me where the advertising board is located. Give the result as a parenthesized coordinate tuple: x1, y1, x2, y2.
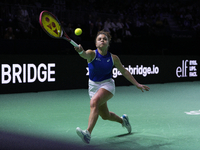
(0, 55, 199, 94)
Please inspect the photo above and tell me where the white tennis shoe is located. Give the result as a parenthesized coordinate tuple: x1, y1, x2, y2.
(76, 127, 91, 144)
(121, 114, 132, 133)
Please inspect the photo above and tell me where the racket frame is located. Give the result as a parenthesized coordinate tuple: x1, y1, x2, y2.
(39, 10, 78, 47)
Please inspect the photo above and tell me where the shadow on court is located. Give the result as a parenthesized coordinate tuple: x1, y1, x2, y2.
(0, 130, 173, 150)
(114, 132, 134, 137)
(96, 132, 173, 150)
(0, 130, 97, 150)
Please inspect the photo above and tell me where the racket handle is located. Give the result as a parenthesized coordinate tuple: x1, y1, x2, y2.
(70, 40, 79, 47)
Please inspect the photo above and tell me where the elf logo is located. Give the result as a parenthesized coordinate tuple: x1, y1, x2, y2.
(176, 60, 198, 78)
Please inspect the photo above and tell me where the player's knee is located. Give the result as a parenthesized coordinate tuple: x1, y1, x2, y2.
(101, 114, 109, 120)
(90, 98, 99, 108)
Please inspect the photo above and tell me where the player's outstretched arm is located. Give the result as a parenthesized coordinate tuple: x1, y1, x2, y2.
(112, 54, 150, 92)
(74, 44, 95, 62)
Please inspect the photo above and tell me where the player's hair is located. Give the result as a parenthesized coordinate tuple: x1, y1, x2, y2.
(95, 30, 112, 43)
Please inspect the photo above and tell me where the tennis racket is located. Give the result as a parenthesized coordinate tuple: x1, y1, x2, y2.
(39, 10, 78, 47)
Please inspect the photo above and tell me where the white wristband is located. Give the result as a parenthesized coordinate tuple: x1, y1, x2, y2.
(78, 50, 84, 54)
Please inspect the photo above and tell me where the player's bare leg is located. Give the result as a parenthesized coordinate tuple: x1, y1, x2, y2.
(87, 88, 113, 134)
(99, 102, 123, 123)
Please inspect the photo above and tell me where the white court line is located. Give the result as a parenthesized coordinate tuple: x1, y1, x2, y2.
(185, 110, 200, 115)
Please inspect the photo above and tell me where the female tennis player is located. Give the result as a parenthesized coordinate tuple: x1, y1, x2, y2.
(74, 30, 149, 144)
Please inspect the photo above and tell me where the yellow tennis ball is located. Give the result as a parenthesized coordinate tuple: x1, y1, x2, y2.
(75, 28, 82, 36)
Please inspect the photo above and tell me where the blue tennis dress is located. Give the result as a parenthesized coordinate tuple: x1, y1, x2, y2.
(88, 49, 113, 82)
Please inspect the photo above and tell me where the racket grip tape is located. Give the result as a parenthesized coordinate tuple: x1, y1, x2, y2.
(70, 40, 79, 47)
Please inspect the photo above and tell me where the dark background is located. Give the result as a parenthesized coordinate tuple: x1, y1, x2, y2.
(0, 0, 200, 55)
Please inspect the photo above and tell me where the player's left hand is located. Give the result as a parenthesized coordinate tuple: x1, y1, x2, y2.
(136, 84, 150, 92)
